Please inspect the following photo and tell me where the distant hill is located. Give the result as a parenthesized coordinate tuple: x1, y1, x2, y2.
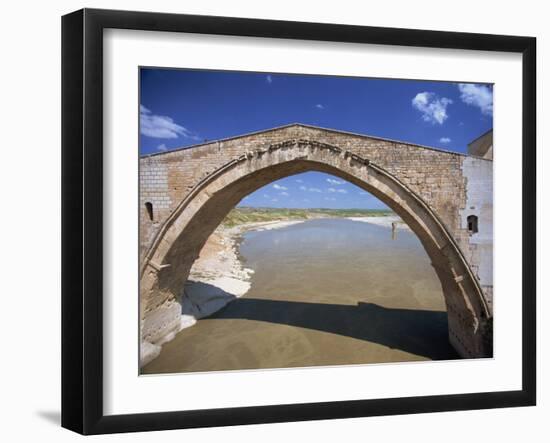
(222, 207, 393, 227)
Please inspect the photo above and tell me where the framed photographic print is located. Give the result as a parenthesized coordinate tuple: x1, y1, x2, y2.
(61, 8, 536, 435)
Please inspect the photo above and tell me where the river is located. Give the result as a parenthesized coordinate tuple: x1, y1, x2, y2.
(142, 218, 458, 374)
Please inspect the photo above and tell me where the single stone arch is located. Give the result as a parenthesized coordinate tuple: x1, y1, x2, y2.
(140, 139, 492, 364)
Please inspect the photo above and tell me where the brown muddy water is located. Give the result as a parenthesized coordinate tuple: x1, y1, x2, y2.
(142, 218, 458, 374)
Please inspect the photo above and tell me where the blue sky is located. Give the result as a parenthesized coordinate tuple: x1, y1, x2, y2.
(237, 171, 388, 210)
(140, 68, 493, 209)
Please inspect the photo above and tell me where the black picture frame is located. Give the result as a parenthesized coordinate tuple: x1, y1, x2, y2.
(61, 8, 536, 435)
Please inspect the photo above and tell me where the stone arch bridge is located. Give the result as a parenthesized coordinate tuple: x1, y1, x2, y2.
(139, 124, 493, 364)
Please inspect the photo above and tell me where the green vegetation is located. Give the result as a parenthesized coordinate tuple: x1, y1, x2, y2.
(222, 207, 393, 227)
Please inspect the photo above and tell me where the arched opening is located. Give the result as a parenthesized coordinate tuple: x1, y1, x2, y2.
(467, 215, 479, 234)
(145, 201, 154, 222)
(143, 171, 458, 373)
(139, 141, 491, 366)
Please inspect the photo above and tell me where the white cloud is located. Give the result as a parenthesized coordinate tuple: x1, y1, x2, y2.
(324, 197, 336, 201)
(140, 105, 194, 139)
(263, 194, 270, 199)
(458, 83, 493, 115)
(326, 178, 344, 185)
(279, 191, 289, 197)
(272, 183, 288, 191)
(266, 75, 273, 84)
(315, 104, 325, 109)
(157, 143, 168, 151)
(299, 185, 322, 193)
(271, 198, 278, 202)
(412, 92, 453, 125)
(439, 137, 451, 144)
(328, 187, 347, 194)
(295, 179, 303, 183)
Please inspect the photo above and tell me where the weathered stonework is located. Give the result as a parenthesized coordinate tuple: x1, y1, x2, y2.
(460, 157, 493, 311)
(139, 124, 494, 365)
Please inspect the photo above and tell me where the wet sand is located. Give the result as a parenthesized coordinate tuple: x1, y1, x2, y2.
(142, 218, 458, 374)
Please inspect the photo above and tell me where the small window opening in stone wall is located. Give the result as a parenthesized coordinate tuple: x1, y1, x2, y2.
(467, 215, 478, 234)
(145, 202, 154, 222)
